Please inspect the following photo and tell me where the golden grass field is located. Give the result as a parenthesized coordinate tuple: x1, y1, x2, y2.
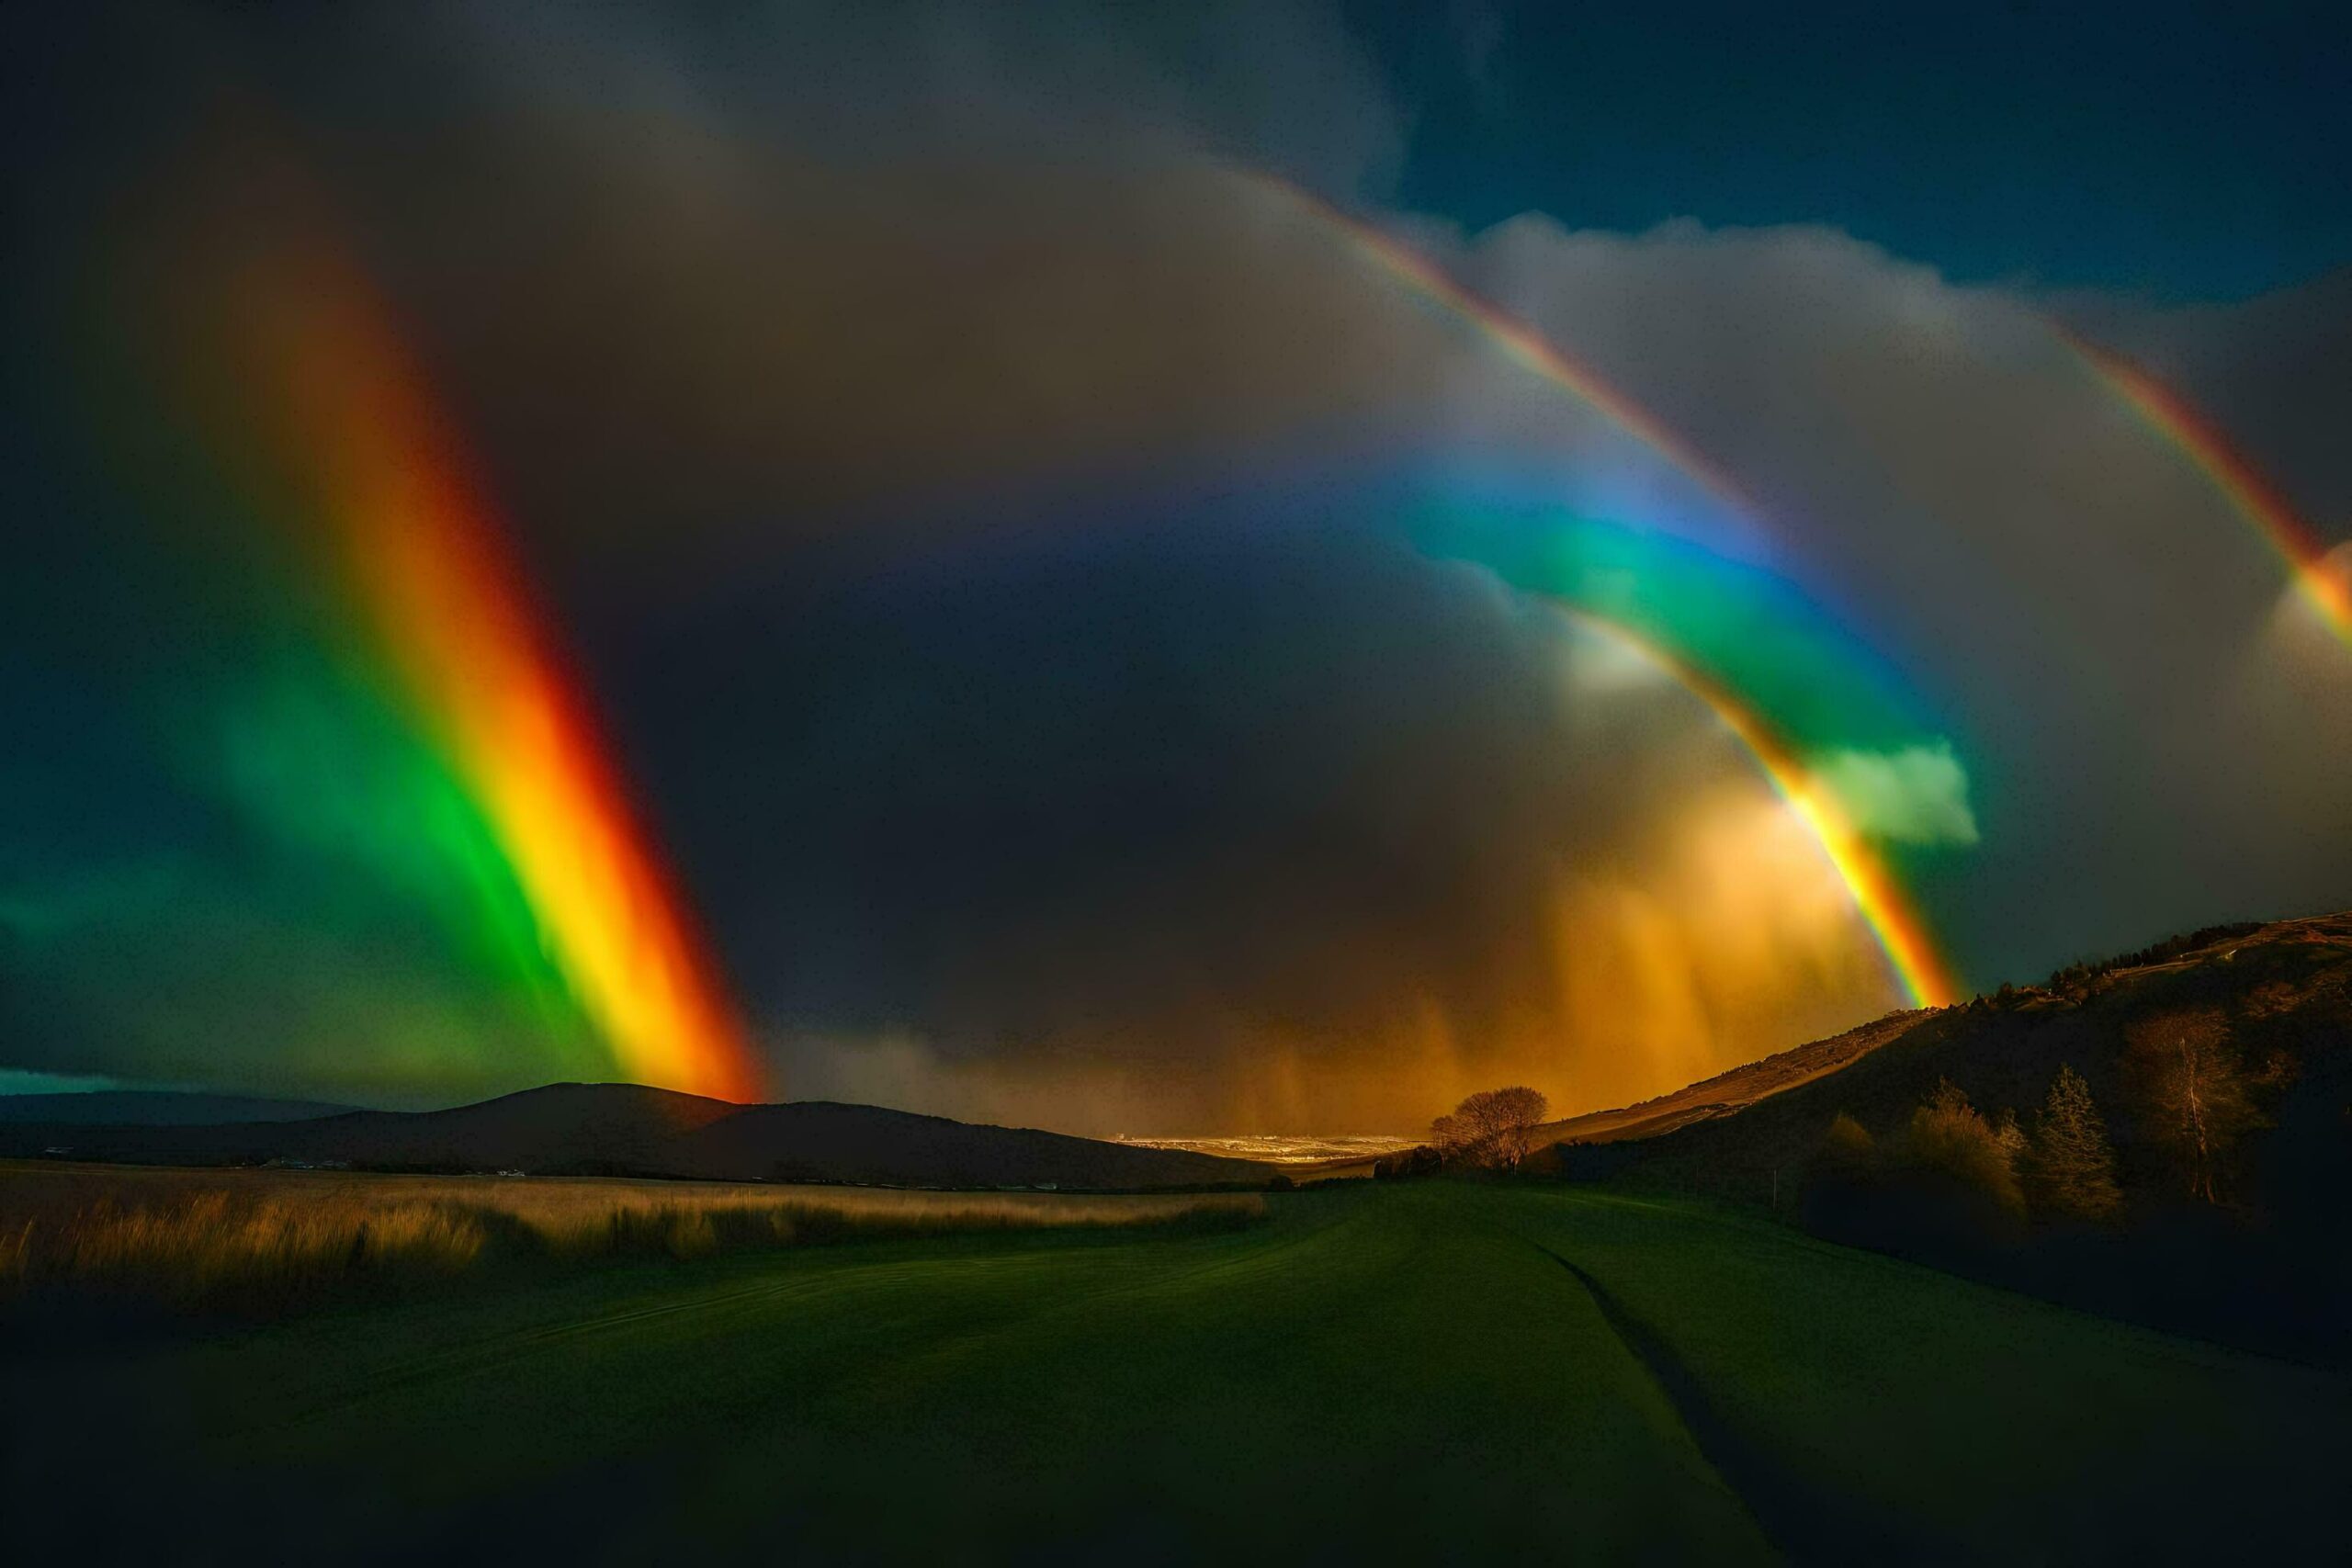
(0, 1160, 1264, 1315)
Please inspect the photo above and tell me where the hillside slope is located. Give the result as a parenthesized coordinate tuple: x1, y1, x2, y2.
(1528, 1009, 1934, 1150)
(0, 1083, 1271, 1190)
(1563, 911, 2350, 1201)
(1547, 910, 2352, 1360)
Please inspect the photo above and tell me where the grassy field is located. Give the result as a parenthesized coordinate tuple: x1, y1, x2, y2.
(6, 1178, 2346, 1564)
(0, 1161, 1262, 1314)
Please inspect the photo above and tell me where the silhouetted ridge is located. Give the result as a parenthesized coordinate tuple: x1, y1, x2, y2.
(1, 1081, 1269, 1189)
(1542, 909, 2352, 1363)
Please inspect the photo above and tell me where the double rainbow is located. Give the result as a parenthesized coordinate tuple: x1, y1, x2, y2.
(1253, 180, 1966, 998)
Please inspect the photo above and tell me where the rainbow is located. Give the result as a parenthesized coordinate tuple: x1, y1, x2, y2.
(2061, 329, 2351, 649)
(1410, 497, 1945, 761)
(1247, 174, 1759, 523)
(1409, 496, 1968, 1008)
(202, 231, 762, 1101)
(1565, 611, 1962, 1009)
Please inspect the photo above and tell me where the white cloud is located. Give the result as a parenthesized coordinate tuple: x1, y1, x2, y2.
(1812, 742, 1981, 846)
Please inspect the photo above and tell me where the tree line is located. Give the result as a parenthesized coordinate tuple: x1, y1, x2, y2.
(1815, 1005, 2273, 1224)
(2034, 921, 2264, 1001)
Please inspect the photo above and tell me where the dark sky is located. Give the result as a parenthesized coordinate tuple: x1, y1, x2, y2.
(1350, 0, 2350, 299)
(3, 3, 2347, 1131)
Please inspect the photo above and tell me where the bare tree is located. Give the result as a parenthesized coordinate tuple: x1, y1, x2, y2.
(2126, 1009, 2260, 1204)
(2028, 1065, 2120, 1220)
(1439, 1087, 1551, 1170)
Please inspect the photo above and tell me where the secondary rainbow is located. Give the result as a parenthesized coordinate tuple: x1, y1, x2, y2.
(1248, 172, 1759, 522)
(1565, 610, 1962, 1009)
(2061, 329, 2351, 649)
(214, 230, 762, 1101)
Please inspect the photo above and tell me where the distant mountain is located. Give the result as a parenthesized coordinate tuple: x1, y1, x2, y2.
(0, 1082, 1272, 1190)
(0, 1090, 356, 1126)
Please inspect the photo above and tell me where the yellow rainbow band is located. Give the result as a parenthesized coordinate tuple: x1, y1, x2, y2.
(1566, 609, 1962, 1009)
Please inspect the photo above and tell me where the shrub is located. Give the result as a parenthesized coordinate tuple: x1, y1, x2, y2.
(1820, 1112, 1876, 1170)
(1373, 1146, 1441, 1180)
(1905, 1079, 2023, 1215)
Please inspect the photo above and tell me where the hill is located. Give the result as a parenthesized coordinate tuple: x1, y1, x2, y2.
(0, 1090, 356, 1125)
(1555, 911, 2349, 1196)
(1542, 910, 2352, 1360)
(1528, 1009, 1934, 1149)
(0, 1083, 1271, 1190)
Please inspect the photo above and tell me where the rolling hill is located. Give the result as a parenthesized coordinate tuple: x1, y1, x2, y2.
(1538, 909, 2352, 1360)
(0, 1083, 1272, 1190)
(1526, 1008, 1936, 1150)
(1550, 911, 2350, 1199)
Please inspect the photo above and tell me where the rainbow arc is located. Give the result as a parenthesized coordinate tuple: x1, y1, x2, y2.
(2061, 329, 2350, 649)
(1565, 611, 1962, 1009)
(1413, 499, 1969, 1009)
(1249, 173, 1758, 524)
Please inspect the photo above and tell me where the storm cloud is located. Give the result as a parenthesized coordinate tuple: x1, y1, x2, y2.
(4, 3, 2346, 1130)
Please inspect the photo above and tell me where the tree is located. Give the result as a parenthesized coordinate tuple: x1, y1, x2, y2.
(1428, 1112, 1470, 1161)
(2127, 1009, 2261, 1204)
(1432, 1087, 1551, 1170)
(2028, 1065, 2120, 1220)
(1994, 1107, 2028, 1168)
(1905, 1078, 2023, 1214)
(1463, 1086, 1551, 1168)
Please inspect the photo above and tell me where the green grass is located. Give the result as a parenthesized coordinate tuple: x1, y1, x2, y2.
(7, 1181, 2346, 1563)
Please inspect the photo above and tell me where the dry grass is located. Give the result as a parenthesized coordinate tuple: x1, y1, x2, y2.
(0, 1161, 1264, 1316)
